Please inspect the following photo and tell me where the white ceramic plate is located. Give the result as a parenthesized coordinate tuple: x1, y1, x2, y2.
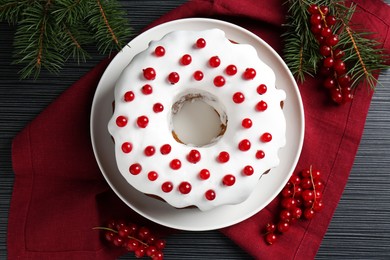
(90, 18, 304, 231)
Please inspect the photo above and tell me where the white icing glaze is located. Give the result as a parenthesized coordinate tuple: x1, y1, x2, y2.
(108, 29, 286, 211)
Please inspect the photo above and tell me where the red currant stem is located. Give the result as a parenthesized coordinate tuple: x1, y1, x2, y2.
(308, 165, 318, 210)
(93, 227, 148, 247)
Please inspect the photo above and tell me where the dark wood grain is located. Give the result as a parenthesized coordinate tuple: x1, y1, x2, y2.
(1, 1, 389, 259)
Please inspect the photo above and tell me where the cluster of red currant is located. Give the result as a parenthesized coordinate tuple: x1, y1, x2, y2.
(94, 219, 166, 259)
(308, 4, 354, 104)
(264, 166, 324, 245)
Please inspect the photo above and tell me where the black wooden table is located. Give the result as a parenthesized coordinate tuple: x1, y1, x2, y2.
(1, 1, 389, 259)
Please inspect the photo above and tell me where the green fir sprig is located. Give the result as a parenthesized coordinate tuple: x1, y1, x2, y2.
(0, 0, 132, 79)
(283, 0, 389, 89)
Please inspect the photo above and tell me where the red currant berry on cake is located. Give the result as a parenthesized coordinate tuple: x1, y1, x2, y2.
(217, 151, 230, 163)
(304, 208, 316, 219)
(154, 46, 165, 57)
(225, 64, 237, 75)
(116, 116, 127, 127)
(179, 182, 192, 194)
(323, 57, 334, 68)
(148, 171, 158, 181)
(199, 169, 210, 180)
(261, 132, 272, 142)
(256, 150, 265, 159)
(307, 4, 319, 14)
(243, 165, 254, 176)
(137, 115, 149, 128)
(222, 174, 236, 186)
(320, 26, 332, 37)
(238, 139, 251, 151)
(292, 207, 303, 219)
(243, 68, 256, 79)
(256, 100, 268, 111)
(205, 189, 216, 201)
(193, 70, 204, 81)
(265, 233, 277, 245)
(213, 75, 226, 87)
(141, 84, 153, 95)
(187, 149, 201, 163)
(143, 67, 156, 80)
(323, 77, 336, 89)
(326, 34, 339, 46)
(129, 163, 142, 175)
(124, 91, 135, 102)
(320, 5, 329, 15)
(153, 103, 164, 113)
(330, 88, 343, 104)
(144, 146, 156, 156)
(319, 45, 332, 56)
(161, 182, 173, 193)
(196, 38, 206, 48)
(257, 84, 267, 95)
(160, 144, 171, 155)
(168, 72, 180, 84)
(334, 60, 346, 74)
(326, 15, 337, 26)
(310, 14, 321, 25)
(209, 56, 221, 67)
(333, 48, 345, 59)
(279, 210, 292, 222)
(180, 54, 192, 65)
(242, 118, 252, 128)
(277, 221, 290, 233)
(170, 159, 181, 170)
(232, 92, 245, 103)
(265, 222, 276, 233)
(121, 142, 132, 153)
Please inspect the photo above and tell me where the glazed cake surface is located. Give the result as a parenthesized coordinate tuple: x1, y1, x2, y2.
(108, 29, 286, 211)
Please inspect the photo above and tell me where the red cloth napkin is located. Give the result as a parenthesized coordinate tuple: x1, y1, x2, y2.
(8, 0, 390, 259)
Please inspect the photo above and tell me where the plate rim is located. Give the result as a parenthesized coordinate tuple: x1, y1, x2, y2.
(90, 17, 305, 231)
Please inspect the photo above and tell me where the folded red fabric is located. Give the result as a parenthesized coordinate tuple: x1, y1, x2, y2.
(8, 0, 390, 259)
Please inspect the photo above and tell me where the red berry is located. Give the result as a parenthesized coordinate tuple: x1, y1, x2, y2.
(242, 118, 252, 128)
(320, 5, 329, 15)
(333, 48, 345, 59)
(280, 210, 292, 222)
(277, 221, 290, 233)
(301, 177, 313, 189)
(330, 88, 343, 104)
(153, 103, 164, 113)
(326, 15, 337, 26)
(320, 27, 332, 37)
(112, 235, 124, 247)
(160, 144, 171, 155)
(338, 74, 351, 87)
(168, 72, 180, 84)
(196, 38, 206, 48)
(281, 187, 293, 197)
(265, 223, 276, 233)
(205, 189, 216, 200)
(124, 91, 135, 102)
(170, 159, 181, 170)
(141, 84, 153, 95)
(243, 165, 254, 176)
(181, 54, 192, 65)
(307, 4, 319, 14)
(311, 23, 322, 34)
(209, 56, 221, 67)
(217, 151, 230, 163)
(118, 226, 130, 238)
(320, 66, 332, 76)
(143, 67, 156, 80)
(152, 252, 164, 260)
(261, 132, 272, 142)
(116, 116, 127, 127)
(155, 239, 166, 250)
(304, 208, 316, 219)
(326, 34, 339, 46)
(179, 181, 192, 194)
(148, 171, 158, 181)
(314, 179, 324, 191)
(319, 45, 331, 56)
(281, 197, 296, 209)
(222, 174, 236, 186)
(310, 14, 321, 25)
(154, 46, 165, 57)
(137, 115, 149, 128)
(256, 100, 268, 111)
(193, 70, 204, 81)
(144, 145, 155, 156)
(334, 60, 346, 74)
(238, 139, 251, 151)
(134, 248, 145, 258)
(292, 207, 303, 219)
(126, 238, 139, 251)
(146, 246, 158, 257)
(313, 200, 324, 212)
(104, 230, 115, 242)
(232, 92, 245, 103)
(323, 57, 334, 68)
(129, 163, 142, 175)
(199, 169, 210, 180)
(256, 150, 265, 159)
(214, 75, 225, 87)
(243, 68, 256, 79)
(121, 142, 132, 153)
(311, 169, 321, 179)
(225, 64, 237, 75)
(187, 149, 201, 163)
(289, 175, 301, 185)
(301, 168, 311, 177)
(257, 84, 267, 94)
(323, 77, 336, 89)
(294, 186, 303, 197)
(161, 181, 173, 192)
(302, 190, 315, 201)
(265, 233, 277, 245)
(342, 87, 354, 103)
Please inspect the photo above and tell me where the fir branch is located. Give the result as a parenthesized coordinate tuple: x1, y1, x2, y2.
(0, 0, 35, 24)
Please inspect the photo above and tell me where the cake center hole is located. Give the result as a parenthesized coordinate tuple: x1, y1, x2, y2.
(171, 93, 227, 147)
